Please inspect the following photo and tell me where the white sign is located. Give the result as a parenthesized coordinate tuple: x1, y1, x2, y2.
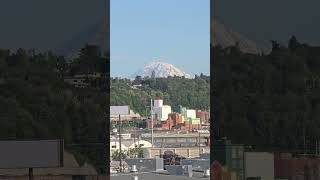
(110, 106, 130, 115)
(0, 140, 63, 168)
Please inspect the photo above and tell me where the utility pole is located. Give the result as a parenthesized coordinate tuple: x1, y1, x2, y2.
(318, 140, 320, 156)
(151, 99, 154, 147)
(134, 127, 136, 146)
(118, 114, 122, 172)
(316, 140, 318, 156)
(303, 128, 306, 155)
(198, 132, 201, 155)
(28, 168, 33, 180)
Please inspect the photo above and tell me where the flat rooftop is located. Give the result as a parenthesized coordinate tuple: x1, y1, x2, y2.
(153, 133, 210, 137)
(110, 171, 208, 180)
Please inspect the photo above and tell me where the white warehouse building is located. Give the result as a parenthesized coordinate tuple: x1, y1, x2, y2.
(153, 99, 172, 121)
(153, 105, 172, 121)
(186, 109, 196, 119)
(154, 99, 163, 108)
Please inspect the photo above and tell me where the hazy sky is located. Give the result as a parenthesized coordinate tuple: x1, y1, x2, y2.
(214, 0, 320, 47)
(0, 0, 105, 51)
(110, 0, 210, 77)
(1, 0, 318, 76)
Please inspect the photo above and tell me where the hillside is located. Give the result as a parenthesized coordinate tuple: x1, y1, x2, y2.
(211, 18, 268, 54)
(213, 36, 320, 152)
(111, 75, 210, 117)
(0, 46, 108, 173)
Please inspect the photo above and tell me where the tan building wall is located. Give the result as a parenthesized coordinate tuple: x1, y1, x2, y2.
(244, 152, 274, 180)
(143, 147, 210, 158)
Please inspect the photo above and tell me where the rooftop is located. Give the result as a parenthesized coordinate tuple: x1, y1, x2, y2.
(153, 132, 209, 137)
(110, 171, 208, 180)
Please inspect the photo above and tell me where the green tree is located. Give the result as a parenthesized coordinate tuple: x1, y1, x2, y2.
(112, 150, 127, 161)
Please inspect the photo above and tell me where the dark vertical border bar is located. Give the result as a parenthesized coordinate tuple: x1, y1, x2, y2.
(210, 0, 216, 179)
(103, 0, 110, 178)
(106, 0, 110, 178)
(105, 0, 110, 177)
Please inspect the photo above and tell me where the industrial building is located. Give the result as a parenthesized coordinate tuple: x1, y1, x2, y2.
(110, 171, 208, 180)
(153, 99, 172, 121)
(244, 152, 274, 180)
(111, 157, 209, 179)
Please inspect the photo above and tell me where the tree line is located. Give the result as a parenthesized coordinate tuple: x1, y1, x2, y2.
(0, 45, 108, 173)
(213, 36, 320, 153)
(110, 74, 210, 117)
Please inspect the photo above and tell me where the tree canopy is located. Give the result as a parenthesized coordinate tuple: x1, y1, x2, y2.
(110, 75, 210, 116)
(213, 36, 320, 152)
(0, 45, 108, 173)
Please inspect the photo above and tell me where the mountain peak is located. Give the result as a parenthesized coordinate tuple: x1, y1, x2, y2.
(211, 18, 268, 54)
(131, 61, 192, 79)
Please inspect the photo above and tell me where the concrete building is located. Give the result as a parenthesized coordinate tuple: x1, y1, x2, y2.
(110, 108, 140, 121)
(178, 106, 188, 123)
(160, 113, 181, 129)
(129, 140, 152, 149)
(154, 99, 163, 108)
(168, 112, 181, 125)
(154, 105, 172, 121)
(143, 147, 210, 159)
(244, 152, 274, 180)
(153, 98, 170, 121)
(186, 109, 196, 119)
(181, 120, 201, 130)
(110, 171, 208, 180)
(196, 110, 210, 123)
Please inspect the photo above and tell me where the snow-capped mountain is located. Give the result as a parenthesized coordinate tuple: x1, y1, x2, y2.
(211, 19, 268, 54)
(131, 61, 192, 79)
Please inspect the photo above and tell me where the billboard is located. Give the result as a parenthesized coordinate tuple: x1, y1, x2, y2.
(110, 106, 130, 115)
(0, 140, 63, 168)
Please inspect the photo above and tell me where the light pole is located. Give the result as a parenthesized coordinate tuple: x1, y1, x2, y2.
(151, 99, 154, 147)
(198, 131, 201, 156)
(118, 114, 122, 172)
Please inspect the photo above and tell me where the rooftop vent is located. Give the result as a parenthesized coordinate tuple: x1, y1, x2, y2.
(131, 165, 138, 173)
(204, 169, 210, 177)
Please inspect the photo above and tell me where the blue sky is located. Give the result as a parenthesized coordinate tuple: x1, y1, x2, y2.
(110, 0, 210, 77)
